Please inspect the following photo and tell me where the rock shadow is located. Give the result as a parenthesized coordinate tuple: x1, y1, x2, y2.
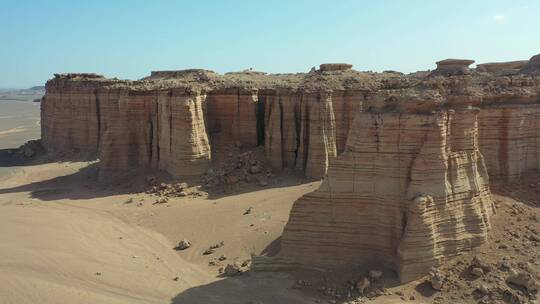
(414, 281, 437, 298)
(170, 271, 318, 304)
(0, 148, 97, 168)
(260, 236, 281, 257)
(0, 162, 150, 201)
(204, 175, 318, 200)
(170, 268, 409, 304)
(491, 172, 540, 208)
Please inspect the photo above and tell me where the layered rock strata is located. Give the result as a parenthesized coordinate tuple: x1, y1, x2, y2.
(257, 108, 495, 282)
(41, 56, 540, 281)
(478, 104, 540, 181)
(42, 58, 540, 181)
(41, 74, 105, 157)
(42, 68, 376, 179)
(97, 87, 211, 178)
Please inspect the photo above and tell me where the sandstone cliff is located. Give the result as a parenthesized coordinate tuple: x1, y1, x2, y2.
(41, 73, 105, 157)
(258, 109, 494, 282)
(41, 56, 540, 281)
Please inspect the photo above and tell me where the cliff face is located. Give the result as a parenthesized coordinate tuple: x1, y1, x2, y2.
(257, 109, 494, 282)
(41, 57, 540, 281)
(42, 75, 212, 178)
(478, 104, 540, 181)
(97, 88, 211, 178)
(41, 75, 362, 179)
(262, 90, 362, 178)
(41, 74, 103, 157)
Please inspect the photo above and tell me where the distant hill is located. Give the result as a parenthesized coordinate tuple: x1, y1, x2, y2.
(0, 86, 45, 101)
(28, 86, 45, 91)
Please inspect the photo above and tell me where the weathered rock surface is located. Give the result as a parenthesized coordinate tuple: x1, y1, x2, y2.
(41, 75, 104, 157)
(431, 59, 475, 76)
(476, 60, 528, 75)
(259, 108, 495, 282)
(319, 63, 353, 72)
(520, 54, 540, 75)
(41, 54, 540, 282)
(478, 105, 540, 181)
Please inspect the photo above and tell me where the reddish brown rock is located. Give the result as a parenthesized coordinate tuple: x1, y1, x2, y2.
(258, 109, 494, 282)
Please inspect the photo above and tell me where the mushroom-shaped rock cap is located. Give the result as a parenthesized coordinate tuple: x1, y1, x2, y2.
(431, 59, 475, 76)
(435, 59, 475, 67)
(319, 63, 353, 72)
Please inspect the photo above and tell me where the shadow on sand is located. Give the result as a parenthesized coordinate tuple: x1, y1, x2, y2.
(0, 150, 316, 202)
(169, 271, 319, 304)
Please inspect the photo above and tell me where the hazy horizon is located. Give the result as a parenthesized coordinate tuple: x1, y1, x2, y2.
(1, 0, 539, 88)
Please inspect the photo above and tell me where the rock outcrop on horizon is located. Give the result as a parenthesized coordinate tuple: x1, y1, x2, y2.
(41, 56, 540, 281)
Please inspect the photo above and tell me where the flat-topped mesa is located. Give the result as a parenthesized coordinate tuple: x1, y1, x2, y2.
(431, 58, 475, 76)
(41, 55, 540, 183)
(40, 56, 540, 281)
(520, 54, 540, 75)
(476, 60, 529, 75)
(319, 63, 353, 72)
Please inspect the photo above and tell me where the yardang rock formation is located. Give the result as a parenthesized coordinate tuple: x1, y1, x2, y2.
(40, 55, 540, 281)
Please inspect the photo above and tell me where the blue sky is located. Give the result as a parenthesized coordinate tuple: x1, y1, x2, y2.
(0, 0, 539, 88)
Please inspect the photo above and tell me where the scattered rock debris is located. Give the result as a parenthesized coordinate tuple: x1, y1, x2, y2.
(429, 268, 444, 291)
(203, 148, 272, 189)
(223, 263, 243, 277)
(147, 181, 205, 199)
(203, 241, 224, 255)
(243, 207, 253, 215)
(175, 239, 191, 251)
(153, 197, 168, 205)
(506, 269, 538, 292)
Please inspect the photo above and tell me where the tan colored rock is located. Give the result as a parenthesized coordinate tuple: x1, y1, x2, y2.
(431, 59, 475, 76)
(319, 63, 353, 72)
(506, 269, 538, 292)
(478, 105, 540, 181)
(41, 74, 104, 157)
(263, 89, 349, 178)
(295, 91, 337, 178)
(476, 60, 528, 75)
(263, 109, 494, 282)
(97, 88, 211, 179)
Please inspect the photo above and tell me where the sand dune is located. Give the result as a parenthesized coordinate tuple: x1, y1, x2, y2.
(0, 202, 211, 304)
(0, 162, 324, 304)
